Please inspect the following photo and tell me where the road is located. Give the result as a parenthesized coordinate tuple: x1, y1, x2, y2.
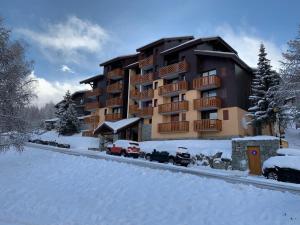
(25, 142, 300, 196)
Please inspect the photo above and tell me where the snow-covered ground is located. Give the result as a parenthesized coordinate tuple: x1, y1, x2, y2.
(0, 147, 299, 225)
(285, 127, 300, 149)
(32, 130, 99, 150)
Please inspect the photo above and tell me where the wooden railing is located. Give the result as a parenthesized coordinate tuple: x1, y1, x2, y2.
(106, 97, 123, 107)
(105, 113, 122, 121)
(129, 104, 139, 114)
(158, 101, 189, 114)
(131, 72, 154, 85)
(159, 60, 189, 78)
(84, 115, 99, 124)
(85, 102, 100, 111)
(85, 88, 101, 98)
(194, 119, 222, 132)
(130, 89, 154, 100)
(193, 75, 221, 90)
(158, 121, 189, 133)
(107, 68, 123, 80)
(129, 105, 153, 117)
(194, 97, 221, 111)
(139, 55, 154, 68)
(158, 80, 188, 96)
(106, 82, 123, 93)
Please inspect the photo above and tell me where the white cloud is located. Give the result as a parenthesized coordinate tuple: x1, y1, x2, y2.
(18, 16, 109, 64)
(215, 24, 283, 70)
(61, 65, 74, 73)
(29, 71, 90, 107)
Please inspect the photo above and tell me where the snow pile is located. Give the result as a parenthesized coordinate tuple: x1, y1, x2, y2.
(277, 148, 300, 156)
(232, 136, 279, 141)
(263, 156, 300, 170)
(0, 148, 298, 225)
(140, 139, 232, 159)
(31, 131, 99, 150)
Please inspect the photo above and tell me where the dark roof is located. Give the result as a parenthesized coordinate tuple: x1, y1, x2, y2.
(161, 36, 237, 55)
(79, 74, 104, 84)
(100, 54, 138, 66)
(136, 36, 194, 52)
(194, 50, 252, 72)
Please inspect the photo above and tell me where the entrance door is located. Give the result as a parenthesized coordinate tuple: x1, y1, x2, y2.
(247, 146, 261, 175)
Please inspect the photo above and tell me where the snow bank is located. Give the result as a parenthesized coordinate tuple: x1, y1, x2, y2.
(140, 139, 232, 159)
(263, 156, 300, 170)
(232, 136, 279, 141)
(0, 148, 298, 225)
(277, 148, 300, 156)
(32, 131, 99, 150)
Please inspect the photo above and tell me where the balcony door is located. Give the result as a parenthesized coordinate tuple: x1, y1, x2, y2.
(201, 110, 218, 120)
(171, 114, 180, 122)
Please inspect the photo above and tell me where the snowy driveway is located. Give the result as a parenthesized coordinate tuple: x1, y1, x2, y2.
(0, 148, 299, 225)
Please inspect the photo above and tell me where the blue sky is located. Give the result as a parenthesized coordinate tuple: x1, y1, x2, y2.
(1, 0, 300, 106)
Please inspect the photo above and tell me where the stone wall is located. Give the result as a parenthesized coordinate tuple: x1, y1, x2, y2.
(141, 124, 152, 141)
(231, 138, 280, 171)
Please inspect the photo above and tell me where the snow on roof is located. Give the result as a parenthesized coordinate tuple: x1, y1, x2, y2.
(94, 117, 140, 134)
(44, 118, 59, 122)
(78, 115, 91, 120)
(232, 136, 279, 141)
(263, 156, 300, 170)
(277, 148, 300, 156)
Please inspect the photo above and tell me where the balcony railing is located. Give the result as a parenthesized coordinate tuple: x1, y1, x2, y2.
(107, 68, 123, 80)
(158, 80, 188, 96)
(158, 101, 189, 114)
(129, 105, 153, 117)
(84, 115, 99, 124)
(106, 82, 123, 93)
(158, 121, 189, 133)
(130, 89, 154, 100)
(131, 72, 154, 86)
(85, 102, 100, 111)
(193, 75, 221, 91)
(106, 97, 123, 107)
(85, 88, 101, 98)
(159, 60, 188, 78)
(105, 113, 122, 121)
(139, 55, 154, 68)
(194, 97, 221, 111)
(194, 119, 222, 132)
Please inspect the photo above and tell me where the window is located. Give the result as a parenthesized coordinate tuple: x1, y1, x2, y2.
(149, 119, 152, 124)
(210, 112, 218, 120)
(153, 99, 158, 107)
(104, 109, 107, 115)
(182, 113, 186, 121)
(202, 90, 217, 98)
(171, 96, 179, 102)
(154, 81, 158, 89)
(202, 69, 217, 77)
(223, 110, 229, 120)
(171, 114, 180, 122)
(181, 94, 186, 101)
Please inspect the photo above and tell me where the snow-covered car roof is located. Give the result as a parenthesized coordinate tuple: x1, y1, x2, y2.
(277, 148, 300, 156)
(111, 140, 139, 148)
(263, 156, 300, 171)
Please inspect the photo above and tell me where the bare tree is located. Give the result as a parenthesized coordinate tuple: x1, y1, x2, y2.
(0, 18, 35, 151)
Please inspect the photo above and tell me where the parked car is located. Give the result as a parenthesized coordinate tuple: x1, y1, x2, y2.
(263, 155, 300, 184)
(145, 149, 170, 163)
(106, 140, 140, 158)
(169, 147, 192, 167)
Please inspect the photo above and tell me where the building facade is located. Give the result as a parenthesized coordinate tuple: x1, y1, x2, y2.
(80, 36, 255, 140)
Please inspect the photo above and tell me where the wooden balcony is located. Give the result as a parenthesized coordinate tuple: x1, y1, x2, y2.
(139, 55, 154, 68)
(158, 121, 189, 133)
(194, 97, 221, 111)
(106, 97, 123, 107)
(193, 75, 221, 91)
(159, 60, 188, 78)
(107, 68, 123, 80)
(158, 80, 188, 96)
(105, 113, 122, 121)
(130, 89, 154, 100)
(129, 105, 153, 117)
(131, 72, 154, 86)
(84, 115, 99, 124)
(106, 82, 123, 93)
(194, 119, 222, 132)
(85, 88, 101, 98)
(85, 102, 100, 111)
(158, 101, 189, 115)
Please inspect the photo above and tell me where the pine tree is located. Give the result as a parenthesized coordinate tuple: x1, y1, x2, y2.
(56, 91, 80, 135)
(248, 44, 279, 135)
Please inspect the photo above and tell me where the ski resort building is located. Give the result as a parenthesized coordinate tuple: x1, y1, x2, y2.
(80, 36, 255, 140)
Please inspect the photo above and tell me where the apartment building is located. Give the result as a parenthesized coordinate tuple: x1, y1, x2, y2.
(80, 36, 254, 140)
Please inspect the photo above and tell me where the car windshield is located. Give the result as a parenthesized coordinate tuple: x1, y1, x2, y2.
(129, 142, 139, 146)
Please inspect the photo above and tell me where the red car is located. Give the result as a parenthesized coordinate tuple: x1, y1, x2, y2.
(106, 140, 140, 158)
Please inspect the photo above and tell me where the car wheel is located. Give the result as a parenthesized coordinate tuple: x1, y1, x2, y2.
(267, 171, 279, 181)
